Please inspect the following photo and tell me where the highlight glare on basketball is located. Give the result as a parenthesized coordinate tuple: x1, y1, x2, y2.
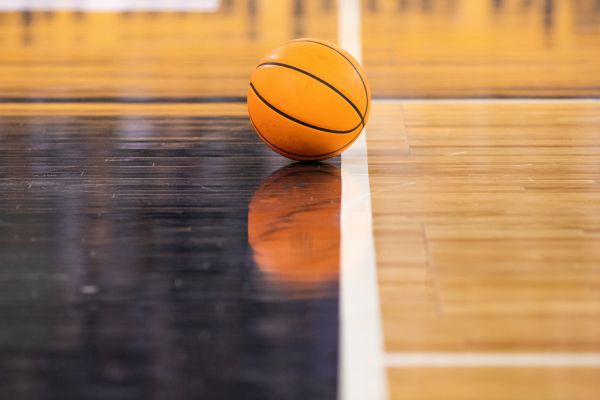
(247, 38, 371, 161)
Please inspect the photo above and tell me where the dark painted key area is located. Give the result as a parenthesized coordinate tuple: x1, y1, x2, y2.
(0, 114, 341, 400)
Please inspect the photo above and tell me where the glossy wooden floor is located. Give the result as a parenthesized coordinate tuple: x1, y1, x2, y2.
(364, 1, 600, 398)
(360, 1, 600, 398)
(0, 102, 341, 400)
(364, 0, 600, 98)
(369, 101, 600, 399)
(0, 1, 336, 100)
(1, 0, 600, 399)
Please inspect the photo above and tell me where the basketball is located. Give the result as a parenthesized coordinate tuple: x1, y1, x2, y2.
(247, 38, 371, 161)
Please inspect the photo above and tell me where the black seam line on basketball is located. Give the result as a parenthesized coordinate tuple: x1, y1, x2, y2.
(256, 61, 364, 129)
(253, 120, 357, 159)
(291, 39, 369, 119)
(291, 39, 369, 118)
(249, 83, 361, 134)
(249, 114, 359, 159)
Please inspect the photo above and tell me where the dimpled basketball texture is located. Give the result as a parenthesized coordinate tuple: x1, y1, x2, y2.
(247, 38, 371, 161)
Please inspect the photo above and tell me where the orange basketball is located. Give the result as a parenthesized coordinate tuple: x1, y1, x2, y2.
(247, 38, 371, 161)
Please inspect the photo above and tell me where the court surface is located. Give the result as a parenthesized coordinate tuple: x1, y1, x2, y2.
(1, 1, 600, 399)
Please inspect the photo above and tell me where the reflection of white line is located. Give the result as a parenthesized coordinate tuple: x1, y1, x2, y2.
(339, 0, 388, 399)
(0, 0, 220, 11)
(386, 353, 600, 368)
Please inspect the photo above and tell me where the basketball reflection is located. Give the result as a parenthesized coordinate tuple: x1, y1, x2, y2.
(248, 162, 341, 297)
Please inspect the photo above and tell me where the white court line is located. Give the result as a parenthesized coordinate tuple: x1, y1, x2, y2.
(386, 353, 600, 368)
(339, 1, 388, 400)
(374, 98, 600, 104)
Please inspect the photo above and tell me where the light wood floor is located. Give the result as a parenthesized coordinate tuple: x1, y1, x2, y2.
(362, 1, 600, 398)
(368, 101, 600, 399)
(363, 0, 600, 98)
(0, 1, 336, 99)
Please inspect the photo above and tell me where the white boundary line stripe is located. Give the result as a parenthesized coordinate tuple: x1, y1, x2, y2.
(374, 98, 600, 104)
(339, 0, 388, 400)
(386, 353, 600, 368)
